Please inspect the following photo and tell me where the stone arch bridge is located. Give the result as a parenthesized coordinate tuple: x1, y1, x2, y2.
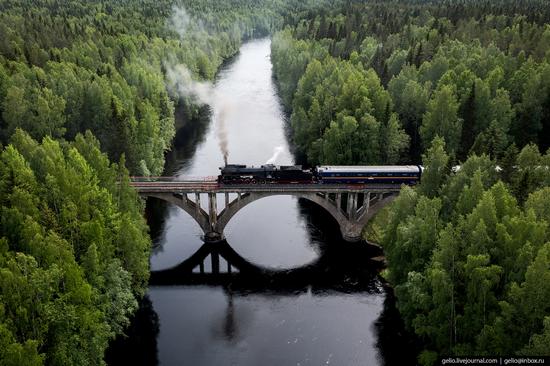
(130, 179, 402, 242)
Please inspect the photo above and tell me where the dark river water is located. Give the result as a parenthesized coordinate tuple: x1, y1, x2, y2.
(106, 38, 415, 366)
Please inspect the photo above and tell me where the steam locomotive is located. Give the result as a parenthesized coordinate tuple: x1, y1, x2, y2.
(218, 164, 422, 185)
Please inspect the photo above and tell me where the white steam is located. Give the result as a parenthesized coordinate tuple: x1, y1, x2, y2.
(169, 6, 191, 38)
(266, 146, 284, 164)
(168, 6, 207, 41)
(165, 64, 216, 105)
(165, 6, 230, 164)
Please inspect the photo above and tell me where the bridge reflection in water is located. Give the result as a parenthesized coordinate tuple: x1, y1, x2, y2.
(149, 237, 384, 287)
(107, 233, 416, 366)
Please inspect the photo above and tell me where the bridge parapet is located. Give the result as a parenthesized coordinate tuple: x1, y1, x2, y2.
(131, 181, 401, 242)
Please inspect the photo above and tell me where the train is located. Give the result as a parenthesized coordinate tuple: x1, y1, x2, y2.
(218, 164, 423, 185)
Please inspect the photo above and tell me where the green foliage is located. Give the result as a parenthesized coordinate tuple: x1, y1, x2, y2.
(382, 151, 549, 359)
(271, 29, 330, 109)
(0, 313, 44, 366)
(521, 316, 550, 356)
(419, 137, 449, 198)
(287, 56, 407, 164)
(420, 85, 462, 156)
(0, 131, 151, 365)
(526, 187, 550, 223)
(272, 1, 550, 165)
(510, 144, 550, 201)
(388, 67, 429, 161)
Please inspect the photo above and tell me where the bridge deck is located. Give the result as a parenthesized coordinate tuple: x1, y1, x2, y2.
(129, 181, 404, 193)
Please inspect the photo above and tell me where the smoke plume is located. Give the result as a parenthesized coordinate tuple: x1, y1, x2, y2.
(169, 6, 191, 38)
(165, 64, 215, 105)
(216, 104, 230, 165)
(165, 6, 230, 165)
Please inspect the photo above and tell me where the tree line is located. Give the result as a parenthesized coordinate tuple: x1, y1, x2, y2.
(271, 0, 550, 363)
(272, 0, 550, 164)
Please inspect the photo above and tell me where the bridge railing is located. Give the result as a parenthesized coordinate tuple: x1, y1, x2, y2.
(130, 176, 218, 183)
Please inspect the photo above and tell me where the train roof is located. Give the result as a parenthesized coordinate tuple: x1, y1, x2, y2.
(317, 165, 421, 173)
(221, 164, 303, 171)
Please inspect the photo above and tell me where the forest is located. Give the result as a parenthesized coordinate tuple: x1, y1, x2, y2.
(1, 0, 549, 364)
(270, 0, 550, 363)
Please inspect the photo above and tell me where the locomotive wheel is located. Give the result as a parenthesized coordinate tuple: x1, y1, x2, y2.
(251, 179, 257, 184)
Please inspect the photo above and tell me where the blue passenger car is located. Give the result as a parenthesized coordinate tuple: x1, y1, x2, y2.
(316, 165, 422, 184)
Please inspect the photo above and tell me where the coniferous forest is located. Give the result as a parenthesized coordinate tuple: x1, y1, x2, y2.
(0, 0, 549, 365)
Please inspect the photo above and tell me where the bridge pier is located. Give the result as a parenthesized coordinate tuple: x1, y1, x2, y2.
(205, 193, 225, 242)
(342, 232, 363, 242)
(204, 231, 225, 242)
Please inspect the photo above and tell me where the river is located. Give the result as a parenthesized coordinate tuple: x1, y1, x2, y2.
(106, 38, 415, 366)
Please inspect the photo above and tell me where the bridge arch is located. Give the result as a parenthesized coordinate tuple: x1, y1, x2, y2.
(215, 192, 349, 236)
(145, 193, 211, 234)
